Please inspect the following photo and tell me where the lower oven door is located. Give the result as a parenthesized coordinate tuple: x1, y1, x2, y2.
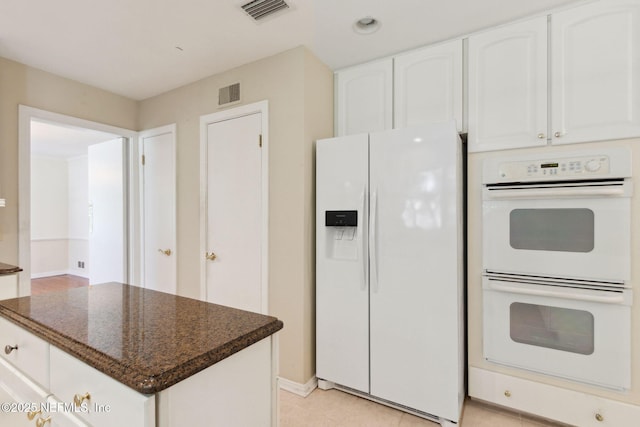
(482, 275, 632, 390)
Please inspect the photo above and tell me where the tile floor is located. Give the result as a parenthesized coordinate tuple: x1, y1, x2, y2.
(280, 388, 570, 427)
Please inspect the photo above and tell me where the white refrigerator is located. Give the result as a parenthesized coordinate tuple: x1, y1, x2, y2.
(316, 122, 465, 425)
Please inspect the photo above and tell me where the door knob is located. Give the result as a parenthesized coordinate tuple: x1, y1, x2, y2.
(36, 416, 51, 427)
(74, 392, 91, 406)
(27, 410, 41, 421)
(205, 252, 217, 261)
(158, 249, 172, 256)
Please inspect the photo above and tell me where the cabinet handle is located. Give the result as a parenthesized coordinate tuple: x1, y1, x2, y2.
(537, 133, 545, 139)
(158, 248, 172, 256)
(504, 390, 511, 398)
(4, 345, 18, 355)
(554, 131, 563, 138)
(36, 416, 51, 427)
(205, 252, 217, 261)
(73, 392, 91, 406)
(27, 410, 41, 420)
(595, 413, 604, 422)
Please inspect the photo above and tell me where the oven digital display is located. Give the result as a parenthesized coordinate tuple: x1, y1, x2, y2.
(540, 162, 559, 169)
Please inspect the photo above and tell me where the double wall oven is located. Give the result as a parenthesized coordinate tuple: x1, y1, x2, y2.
(482, 148, 633, 390)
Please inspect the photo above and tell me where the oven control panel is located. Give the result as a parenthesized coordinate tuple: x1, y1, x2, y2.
(498, 155, 610, 180)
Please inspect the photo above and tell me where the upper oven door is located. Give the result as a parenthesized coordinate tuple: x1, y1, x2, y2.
(483, 180, 631, 282)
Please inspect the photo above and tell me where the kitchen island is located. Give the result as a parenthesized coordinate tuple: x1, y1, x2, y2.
(0, 283, 283, 427)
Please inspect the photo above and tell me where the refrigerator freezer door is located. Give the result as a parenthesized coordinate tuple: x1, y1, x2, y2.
(316, 133, 370, 393)
(369, 122, 463, 421)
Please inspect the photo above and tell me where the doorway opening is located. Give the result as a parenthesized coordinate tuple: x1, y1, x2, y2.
(18, 106, 138, 296)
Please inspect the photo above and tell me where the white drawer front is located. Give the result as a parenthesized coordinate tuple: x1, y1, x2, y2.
(0, 317, 49, 388)
(469, 367, 640, 426)
(49, 346, 154, 427)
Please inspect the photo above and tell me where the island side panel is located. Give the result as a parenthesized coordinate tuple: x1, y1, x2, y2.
(157, 335, 276, 427)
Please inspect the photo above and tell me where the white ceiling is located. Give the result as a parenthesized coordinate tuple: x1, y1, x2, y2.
(1, 0, 582, 101)
(31, 120, 120, 159)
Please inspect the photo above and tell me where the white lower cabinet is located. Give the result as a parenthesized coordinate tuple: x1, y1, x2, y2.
(0, 317, 49, 390)
(0, 319, 278, 427)
(0, 357, 51, 427)
(0, 274, 19, 300)
(49, 347, 154, 427)
(469, 367, 640, 426)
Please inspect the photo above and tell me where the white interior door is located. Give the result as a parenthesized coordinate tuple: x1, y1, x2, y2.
(88, 138, 125, 285)
(140, 125, 176, 294)
(205, 112, 263, 313)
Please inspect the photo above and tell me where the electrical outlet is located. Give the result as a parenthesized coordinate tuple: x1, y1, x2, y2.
(78, 261, 85, 269)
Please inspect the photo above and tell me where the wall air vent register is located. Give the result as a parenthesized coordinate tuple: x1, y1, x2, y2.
(218, 83, 241, 106)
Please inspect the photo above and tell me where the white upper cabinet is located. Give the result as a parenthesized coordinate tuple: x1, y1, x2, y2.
(335, 59, 393, 136)
(468, 16, 548, 152)
(394, 39, 463, 131)
(551, 0, 640, 145)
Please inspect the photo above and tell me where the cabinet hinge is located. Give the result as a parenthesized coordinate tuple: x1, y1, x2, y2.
(259, 134, 262, 148)
(141, 154, 145, 165)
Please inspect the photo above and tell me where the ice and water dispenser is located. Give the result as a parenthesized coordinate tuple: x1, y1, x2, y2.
(324, 210, 359, 260)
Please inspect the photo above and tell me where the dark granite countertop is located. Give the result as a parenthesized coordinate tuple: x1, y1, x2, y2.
(0, 283, 283, 394)
(0, 262, 22, 275)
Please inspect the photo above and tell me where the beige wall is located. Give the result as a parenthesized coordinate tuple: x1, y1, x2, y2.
(467, 138, 640, 405)
(138, 46, 333, 384)
(0, 47, 332, 385)
(0, 57, 138, 265)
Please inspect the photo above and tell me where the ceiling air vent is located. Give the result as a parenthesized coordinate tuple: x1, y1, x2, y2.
(219, 83, 241, 106)
(241, 0, 289, 21)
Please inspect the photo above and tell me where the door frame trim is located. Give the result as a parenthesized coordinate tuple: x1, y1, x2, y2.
(18, 105, 137, 296)
(199, 100, 269, 313)
(139, 124, 177, 294)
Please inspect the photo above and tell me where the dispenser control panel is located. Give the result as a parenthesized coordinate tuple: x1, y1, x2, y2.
(325, 211, 357, 227)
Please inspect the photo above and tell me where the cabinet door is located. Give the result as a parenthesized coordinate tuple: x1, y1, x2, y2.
(49, 346, 154, 427)
(394, 39, 463, 131)
(335, 59, 392, 136)
(551, 0, 640, 144)
(468, 16, 548, 152)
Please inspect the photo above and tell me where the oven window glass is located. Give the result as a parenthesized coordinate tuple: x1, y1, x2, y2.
(510, 208, 594, 252)
(510, 302, 594, 355)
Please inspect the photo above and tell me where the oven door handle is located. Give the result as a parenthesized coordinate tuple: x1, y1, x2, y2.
(485, 185, 628, 199)
(486, 280, 628, 304)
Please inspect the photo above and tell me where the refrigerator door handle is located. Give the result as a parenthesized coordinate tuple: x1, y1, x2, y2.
(359, 189, 368, 290)
(370, 190, 378, 292)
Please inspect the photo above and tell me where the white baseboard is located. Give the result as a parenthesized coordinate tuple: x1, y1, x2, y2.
(279, 376, 317, 397)
(31, 270, 69, 279)
(67, 269, 89, 279)
(31, 269, 89, 279)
